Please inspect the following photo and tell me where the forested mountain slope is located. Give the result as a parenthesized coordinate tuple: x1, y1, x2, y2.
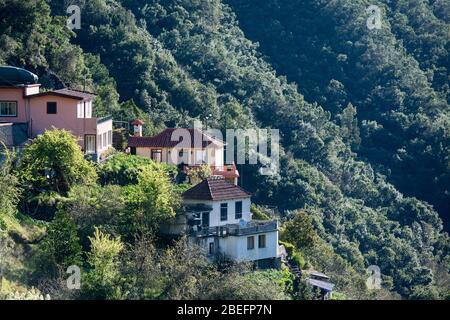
(0, 0, 448, 299)
(225, 0, 450, 230)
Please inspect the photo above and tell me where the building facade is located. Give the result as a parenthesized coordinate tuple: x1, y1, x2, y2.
(0, 68, 113, 161)
(128, 121, 239, 184)
(162, 176, 281, 268)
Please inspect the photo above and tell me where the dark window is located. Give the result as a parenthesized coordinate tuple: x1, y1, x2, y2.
(220, 203, 228, 221)
(202, 212, 210, 227)
(235, 201, 243, 219)
(258, 234, 266, 248)
(247, 236, 255, 250)
(209, 242, 214, 255)
(0, 101, 17, 117)
(47, 102, 57, 114)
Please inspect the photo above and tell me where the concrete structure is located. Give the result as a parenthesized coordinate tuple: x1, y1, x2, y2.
(0, 82, 113, 161)
(162, 176, 280, 268)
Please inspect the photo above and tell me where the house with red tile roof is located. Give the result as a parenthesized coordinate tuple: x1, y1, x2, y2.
(162, 176, 281, 268)
(0, 67, 113, 161)
(128, 120, 239, 184)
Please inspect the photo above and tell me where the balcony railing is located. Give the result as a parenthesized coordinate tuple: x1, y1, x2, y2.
(97, 115, 113, 124)
(192, 220, 278, 237)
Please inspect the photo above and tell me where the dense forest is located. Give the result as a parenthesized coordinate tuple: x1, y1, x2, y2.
(0, 0, 449, 300)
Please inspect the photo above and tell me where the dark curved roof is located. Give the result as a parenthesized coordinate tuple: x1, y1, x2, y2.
(183, 176, 251, 201)
(0, 66, 38, 86)
(129, 128, 225, 148)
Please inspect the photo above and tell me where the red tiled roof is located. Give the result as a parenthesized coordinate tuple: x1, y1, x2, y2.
(128, 128, 225, 148)
(182, 176, 251, 201)
(131, 119, 144, 126)
(212, 164, 240, 179)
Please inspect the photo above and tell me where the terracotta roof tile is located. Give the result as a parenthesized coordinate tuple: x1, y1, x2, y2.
(128, 128, 225, 148)
(182, 176, 251, 201)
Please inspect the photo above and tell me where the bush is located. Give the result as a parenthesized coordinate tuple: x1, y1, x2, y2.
(98, 153, 176, 186)
(82, 228, 125, 299)
(35, 211, 83, 279)
(251, 205, 271, 221)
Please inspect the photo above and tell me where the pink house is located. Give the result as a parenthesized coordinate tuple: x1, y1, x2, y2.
(0, 83, 113, 161)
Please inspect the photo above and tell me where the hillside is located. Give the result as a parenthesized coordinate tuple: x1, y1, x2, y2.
(0, 0, 449, 299)
(226, 0, 450, 230)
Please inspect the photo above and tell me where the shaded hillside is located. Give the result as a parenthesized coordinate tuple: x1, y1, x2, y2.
(226, 0, 450, 230)
(0, 0, 448, 298)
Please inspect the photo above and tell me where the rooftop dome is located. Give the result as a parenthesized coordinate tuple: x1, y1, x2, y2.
(0, 66, 38, 86)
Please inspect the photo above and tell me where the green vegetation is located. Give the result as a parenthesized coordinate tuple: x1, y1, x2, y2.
(0, 0, 448, 299)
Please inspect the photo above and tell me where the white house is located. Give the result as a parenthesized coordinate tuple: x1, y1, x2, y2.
(162, 176, 280, 268)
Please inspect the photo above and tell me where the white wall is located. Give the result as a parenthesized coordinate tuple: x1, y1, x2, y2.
(96, 118, 113, 156)
(219, 231, 279, 262)
(184, 197, 251, 227)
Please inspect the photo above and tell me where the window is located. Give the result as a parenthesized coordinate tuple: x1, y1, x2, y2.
(98, 134, 102, 149)
(202, 212, 210, 227)
(0, 101, 17, 117)
(235, 201, 243, 219)
(85, 135, 96, 154)
(103, 132, 107, 148)
(77, 103, 84, 118)
(151, 149, 162, 163)
(195, 149, 206, 164)
(85, 101, 92, 118)
(247, 236, 255, 250)
(220, 203, 228, 221)
(209, 242, 214, 255)
(108, 130, 112, 145)
(46, 102, 57, 114)
(258, 234, 266, 248)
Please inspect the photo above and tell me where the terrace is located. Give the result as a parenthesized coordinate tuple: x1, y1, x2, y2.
(192, 220, 278, 238)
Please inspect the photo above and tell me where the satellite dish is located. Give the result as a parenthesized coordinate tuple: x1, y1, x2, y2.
(239, 219, 247, 228)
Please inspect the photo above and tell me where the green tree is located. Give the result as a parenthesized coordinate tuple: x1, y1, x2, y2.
(63, 184, 126, 246)
(338, 103, 361, 148)
(123, 165, 179, 235)
(98, 153, 176, 186)
(281, 210, 319, 251)
(0, 148, 21, 231)
(18, 129, 97, 219)
(37, 211, 82, 278)
(185, 164, 212, 185)
(83, 228, 124, 300)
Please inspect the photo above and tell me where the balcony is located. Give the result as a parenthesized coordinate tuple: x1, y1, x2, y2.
(192, 220, 278, 238)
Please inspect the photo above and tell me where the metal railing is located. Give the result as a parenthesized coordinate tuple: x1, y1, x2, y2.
(192, 220, 278, 237)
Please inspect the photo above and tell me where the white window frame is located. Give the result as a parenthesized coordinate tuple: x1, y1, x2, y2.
(77, 102, 84, 118)
(103, 132, 107, 148)
(85, 135, 96, 154)
(98, 134, 102, 149)
(85, 101, 92, 118)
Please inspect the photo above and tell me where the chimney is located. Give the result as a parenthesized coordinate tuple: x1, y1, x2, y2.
(131, 119, 144, 137)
